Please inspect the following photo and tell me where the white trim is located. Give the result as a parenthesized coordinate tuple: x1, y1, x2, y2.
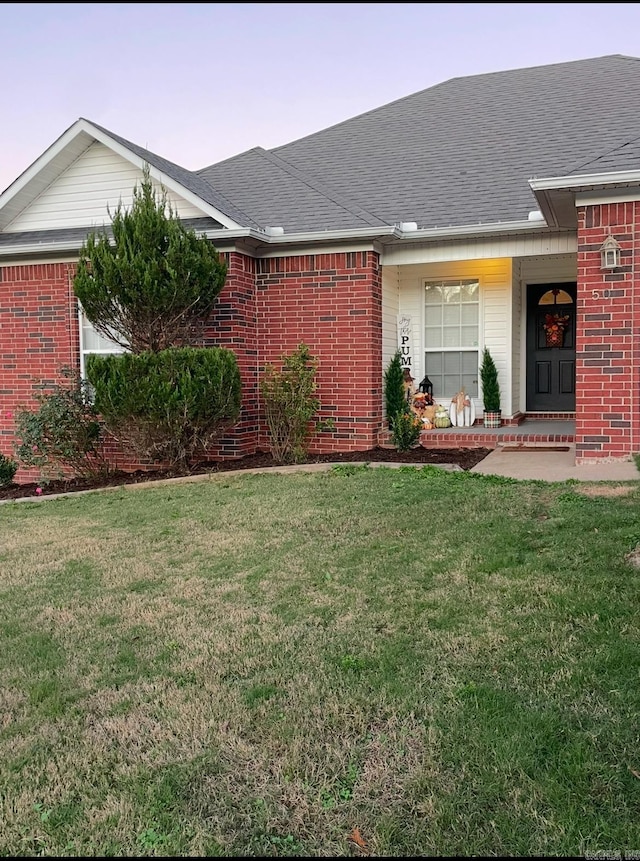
(575, 188, 640, 205)
(530, 169, 640, 192)
(78, 303, 125, 378)
(0, 119, 242, 232)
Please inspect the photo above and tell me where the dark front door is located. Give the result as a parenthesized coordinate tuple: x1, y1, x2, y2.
(526, 282, 576, 412)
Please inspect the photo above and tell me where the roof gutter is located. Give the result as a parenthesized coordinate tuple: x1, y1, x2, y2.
(0, 217, 559, 259)
(201, 218, 555, 248)
(529, 169, 640, 228)
(530, 169, 640, 192)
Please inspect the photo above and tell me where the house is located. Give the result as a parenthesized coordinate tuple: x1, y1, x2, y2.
(2, 53, 640, 473)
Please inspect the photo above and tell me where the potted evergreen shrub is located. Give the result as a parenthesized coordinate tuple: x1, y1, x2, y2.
(480, 347, 501, 428)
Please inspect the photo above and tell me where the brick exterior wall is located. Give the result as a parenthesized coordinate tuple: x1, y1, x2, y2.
(203, 251, 259, 458)
(0, 262, 80, 482)
(255, 250, 383, 452)
(1, 249, 384, 482)
(576, 201, 640, 462)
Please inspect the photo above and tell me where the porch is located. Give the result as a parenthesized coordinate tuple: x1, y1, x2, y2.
(420, 417, 575, 449)
(380, 417, 576, 450)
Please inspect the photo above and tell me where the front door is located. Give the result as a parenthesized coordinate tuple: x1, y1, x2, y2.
(526, 282, 576, 412)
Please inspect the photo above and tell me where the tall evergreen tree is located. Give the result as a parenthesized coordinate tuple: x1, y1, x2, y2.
(73, 166, 227, 353)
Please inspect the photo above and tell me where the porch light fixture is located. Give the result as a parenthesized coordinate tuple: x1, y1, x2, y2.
(600, 235, 621, 269)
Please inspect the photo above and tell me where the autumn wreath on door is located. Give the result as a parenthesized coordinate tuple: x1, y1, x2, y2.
(543, 312, 570, 347)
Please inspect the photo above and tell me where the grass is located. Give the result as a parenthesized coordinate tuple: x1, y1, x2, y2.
(0, 465, 639, 856)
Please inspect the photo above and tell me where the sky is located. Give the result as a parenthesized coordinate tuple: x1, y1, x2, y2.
(3, 2, 640, 193)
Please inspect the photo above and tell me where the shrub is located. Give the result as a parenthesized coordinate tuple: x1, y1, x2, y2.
(260, 344, 329, 464)
(0, 453, 17, 487)
(14, 369, 106, 480)
(87, 347, 241, 471)
(74, 167, 228, 353)
(480, 347, 501, 412)
(384, 350, 409, 429)
(390, 410, 422, 452)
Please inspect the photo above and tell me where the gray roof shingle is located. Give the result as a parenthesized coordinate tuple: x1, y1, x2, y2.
(196, 54, 640, 231)
(197, 147, 386, 232)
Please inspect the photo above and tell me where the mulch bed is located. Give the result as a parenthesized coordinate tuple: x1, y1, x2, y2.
(0, 446, 493, 501)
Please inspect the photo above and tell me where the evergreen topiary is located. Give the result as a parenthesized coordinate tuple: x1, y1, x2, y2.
(480, 348, 501, 413)
(384, 350, 409, 429)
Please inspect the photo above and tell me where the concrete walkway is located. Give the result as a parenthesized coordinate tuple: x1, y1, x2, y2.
(470, 444, 639, 482)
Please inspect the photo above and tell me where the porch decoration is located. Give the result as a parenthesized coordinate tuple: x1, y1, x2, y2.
(480, 347, 501, 428)
(402, 368, 415, 403)
(449, 388, 476, 427)
(433, 405, 452, 428)
(410, 392, 437, 426)
(543, 312, 570, 348)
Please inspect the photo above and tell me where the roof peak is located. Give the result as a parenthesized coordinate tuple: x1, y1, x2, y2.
(270, 54, 637, 159)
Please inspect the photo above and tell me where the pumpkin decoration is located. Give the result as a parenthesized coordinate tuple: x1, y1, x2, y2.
(422, 417, 433, 430)
(434, 405, 452, 428)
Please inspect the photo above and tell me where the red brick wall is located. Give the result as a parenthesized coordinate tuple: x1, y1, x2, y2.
(1, 248, 384, 482)
(0, 262, 80, 481)
(576, 201, 640, 462)
(203, 251, 258, 458)
(255, 250, 383, 452)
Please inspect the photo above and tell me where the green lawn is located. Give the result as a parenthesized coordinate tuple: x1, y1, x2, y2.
(1, 466, 639, 857)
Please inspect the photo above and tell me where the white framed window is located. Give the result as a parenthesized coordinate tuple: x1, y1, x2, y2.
(78, 306, 126, 378)
(424, 279, 479, 398)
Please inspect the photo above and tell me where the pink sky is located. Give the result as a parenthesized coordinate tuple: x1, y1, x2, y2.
(2, 2, 640, 194)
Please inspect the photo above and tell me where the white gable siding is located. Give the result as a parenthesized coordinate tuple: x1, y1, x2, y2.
(396, 258, 513, 415)
(5, 142, 205, 232)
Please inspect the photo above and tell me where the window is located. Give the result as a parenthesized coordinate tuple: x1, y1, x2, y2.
(78, 306, 125, 378)
(424, 279, 479, 398)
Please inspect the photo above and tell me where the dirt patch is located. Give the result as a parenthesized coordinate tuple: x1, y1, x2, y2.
(625, 546, 640, 568)
(575, 485, 636, 498)
(0, 447, 493, 501)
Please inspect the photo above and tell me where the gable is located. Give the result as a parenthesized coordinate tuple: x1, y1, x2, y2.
(4, 141, 210, 233)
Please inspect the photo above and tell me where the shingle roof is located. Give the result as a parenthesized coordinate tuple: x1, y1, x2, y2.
(197, 147, 386, 233)
(196, 54, 640, 232)
(567, 134, 640, 176)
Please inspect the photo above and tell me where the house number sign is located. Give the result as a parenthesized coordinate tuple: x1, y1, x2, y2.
(592, 289, 613, 300)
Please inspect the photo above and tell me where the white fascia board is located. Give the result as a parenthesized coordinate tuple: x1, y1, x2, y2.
(575, 187, 640, 205)
(0, 218, 556, 259)
(79, 121, 242, 229)
(529, 170, 640, 227)
(530, 169, 640, 192)
(0, 238, 87, 257)
(202, 219, 551, 247)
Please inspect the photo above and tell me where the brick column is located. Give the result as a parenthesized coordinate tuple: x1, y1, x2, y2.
(576, 201, 640, 461)
(203, 250, 259, 458)
(256, 250, 383, 452)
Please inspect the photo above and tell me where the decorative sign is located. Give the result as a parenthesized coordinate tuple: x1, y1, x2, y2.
(397, 315, 413, 370)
